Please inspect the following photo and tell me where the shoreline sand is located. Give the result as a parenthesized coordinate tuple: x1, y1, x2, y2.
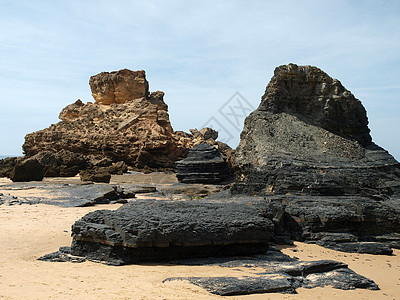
(0, 202, 399, 299)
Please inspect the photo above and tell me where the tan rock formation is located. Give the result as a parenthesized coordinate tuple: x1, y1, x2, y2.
(22, 68, 231, 171)
(89, 69, 149, 105)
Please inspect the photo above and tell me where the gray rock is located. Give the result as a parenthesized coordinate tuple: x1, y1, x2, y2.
(0, 181, 127, 207)
(302, 268, 379, 290)
(0, 157, 18, 177)
(9, 157, 44, 182)
(164, 276, 295, 296)
(176, 143, 229, 184)
(70, 199, 275, 264)
(233, 64, 400, 197)
(164, 251, 378, 295)
(316, 241, 393, 255)
(32, 150, 88, 177)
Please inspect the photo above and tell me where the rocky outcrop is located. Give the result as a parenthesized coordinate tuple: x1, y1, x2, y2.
(9, 157, 44, 182)
(89, 69, 149, 105)
(0, 181, 134, 207)
(70, 199, 274, 265)
(0, 157, 17, 177)
(231, 63, 400, 254)
(233, 63, 400, 197)
(165, 251, 378, 295)
(176, 143, 230, 183)
(23, 69, 195, 170)
(31, 150, 88, 177)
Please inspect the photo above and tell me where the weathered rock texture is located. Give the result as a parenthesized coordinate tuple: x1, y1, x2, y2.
(32, 150, 88, 177)
(176, 143, 230, 183)
(9, 157, 44, 182)
(233, 63, 400, 197)
(165, 250, 378, 295)
(70, 199, 274, 265)
(22, 69, 230, 172)
(231, 63, 400, 253)
(89, 69, 149, 105)
(0, 157, 18, 177)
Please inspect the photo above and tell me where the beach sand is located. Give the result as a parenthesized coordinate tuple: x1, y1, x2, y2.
(0, 186, 399, 299)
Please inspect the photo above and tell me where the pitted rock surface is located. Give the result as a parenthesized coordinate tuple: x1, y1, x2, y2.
(89, 69, 149, 105)
(22, 69, 232, 172)
(233, 64, 400, 197)
(70, 199, 275, 264)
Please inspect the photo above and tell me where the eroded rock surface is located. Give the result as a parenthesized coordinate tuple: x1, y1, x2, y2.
(9, 157, 44, 182)
(231, 63, 400, 254)
(233, 64, 400, 197)
(89, 69, 149, 105)
(164, 250, 378, 295)
(70, 199, 274, 265)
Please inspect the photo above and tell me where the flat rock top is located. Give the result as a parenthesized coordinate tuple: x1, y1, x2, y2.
(89, 69, 149, 105)
(72, 199, 275, 248)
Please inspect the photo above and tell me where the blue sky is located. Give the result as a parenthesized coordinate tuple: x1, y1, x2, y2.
(1, 0, 399, 160)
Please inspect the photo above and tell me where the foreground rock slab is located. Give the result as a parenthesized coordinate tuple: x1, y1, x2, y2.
(70, 199, 275, 265)
(164, 250, 378, 296)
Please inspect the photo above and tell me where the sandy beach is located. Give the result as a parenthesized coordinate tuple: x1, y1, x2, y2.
(0, 194, 399, 300)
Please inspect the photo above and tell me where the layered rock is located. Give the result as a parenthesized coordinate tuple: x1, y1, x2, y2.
(231, 63, 400, 253)
(176, 143, 230, 183)
(0, 157, 18, 177)
(70, 199, 274, 265)
(89, 69, 149, 105)
(233, 63, 400, 197)
(23, 70, 194, 170)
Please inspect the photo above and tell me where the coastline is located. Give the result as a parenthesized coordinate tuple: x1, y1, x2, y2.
(0, 181, 399, 299)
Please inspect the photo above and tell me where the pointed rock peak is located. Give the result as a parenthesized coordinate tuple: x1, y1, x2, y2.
(259, 63, 371, 146)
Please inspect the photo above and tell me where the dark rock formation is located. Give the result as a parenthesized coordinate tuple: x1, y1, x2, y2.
(0, 180, 134, 207)
(231, 63, 400, 254)
(32, 150, 88, 177)
(38, 246, 86, 263)
(164, 250, 378, 295)
(79, 168, 112, 183)
(233, 63, 400, 197)
(9, 157, 44, 182)
(70, 199, 274, 265)
(176, 143, 230, 183)
(89, 69, 149, 105)
(0, 157, 17, 177)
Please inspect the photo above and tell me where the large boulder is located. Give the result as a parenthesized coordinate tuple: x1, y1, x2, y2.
(32, 150, 88, 177)
(0, 157, 18, 177)
(70, 199, 275, 265)
(233, 63, 400, 197)
(9, 157, 44, 182)
(231, 63, 400, 254)
(89, 69, 149, 105)
(176, 143, 230, 183)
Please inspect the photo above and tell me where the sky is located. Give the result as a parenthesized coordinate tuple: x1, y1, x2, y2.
(0, 0, 399, 160)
